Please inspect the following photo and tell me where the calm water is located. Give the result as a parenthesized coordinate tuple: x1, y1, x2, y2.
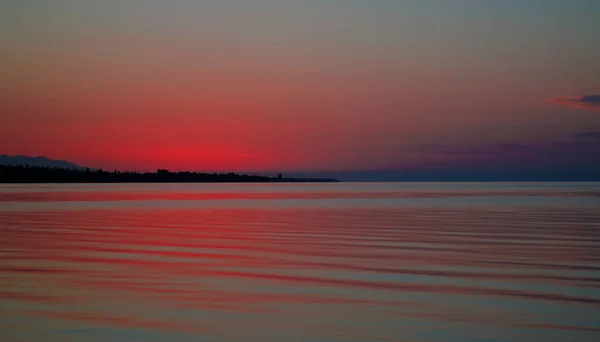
(1, 182, 600, 342)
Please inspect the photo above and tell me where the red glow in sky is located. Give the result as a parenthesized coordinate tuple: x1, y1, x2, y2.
(1, 1, 599, 172)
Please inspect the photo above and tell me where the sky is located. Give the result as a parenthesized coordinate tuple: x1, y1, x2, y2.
(1, 0, 599, 173)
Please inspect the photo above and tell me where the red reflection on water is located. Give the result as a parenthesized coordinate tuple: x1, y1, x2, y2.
(0, 291, 67, 304)
(2, 206, 600, 337)
(2, 190, 599, 202)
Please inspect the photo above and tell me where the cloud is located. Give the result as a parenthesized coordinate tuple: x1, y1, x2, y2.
(548, 94, 600, 110)
(418, 145, 498, 156)
(420, 143, 534, 157)
(417, 135, 600, 170)
(573, 132, 600, 140)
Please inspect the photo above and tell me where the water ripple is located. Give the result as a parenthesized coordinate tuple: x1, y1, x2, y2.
(1, 183, 600, 341)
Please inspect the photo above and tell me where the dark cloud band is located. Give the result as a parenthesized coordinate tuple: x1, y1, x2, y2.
(548, 94, 600, 110)
(573, 132, 600, 139)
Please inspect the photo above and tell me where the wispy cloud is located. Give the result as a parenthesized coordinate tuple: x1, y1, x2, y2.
(420, 143, 535, 158)
(418, 134, 600, 170)
(548, 94, 600, 110)
(573, 132, 600, 140)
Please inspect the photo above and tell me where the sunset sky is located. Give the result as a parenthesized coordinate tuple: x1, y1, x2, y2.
(1, 0, 599, 173)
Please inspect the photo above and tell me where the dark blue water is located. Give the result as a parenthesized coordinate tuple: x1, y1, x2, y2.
(1, 183, 599, 341)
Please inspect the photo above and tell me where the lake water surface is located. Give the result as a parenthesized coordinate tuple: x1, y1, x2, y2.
(1, 182, 600, 342)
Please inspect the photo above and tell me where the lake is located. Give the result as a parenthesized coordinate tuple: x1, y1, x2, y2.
(1, 182, 599, 342)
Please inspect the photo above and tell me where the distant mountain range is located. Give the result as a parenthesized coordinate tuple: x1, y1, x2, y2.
(0, 155, 90, 170)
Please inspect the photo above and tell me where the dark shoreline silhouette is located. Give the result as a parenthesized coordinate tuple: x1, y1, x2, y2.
(0, 165, 339, 183)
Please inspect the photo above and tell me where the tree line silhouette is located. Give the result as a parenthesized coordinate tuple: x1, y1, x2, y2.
(0, 164, 338, 183)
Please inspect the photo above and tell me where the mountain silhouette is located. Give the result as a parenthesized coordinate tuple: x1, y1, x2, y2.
(0, 155, 90, 170)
